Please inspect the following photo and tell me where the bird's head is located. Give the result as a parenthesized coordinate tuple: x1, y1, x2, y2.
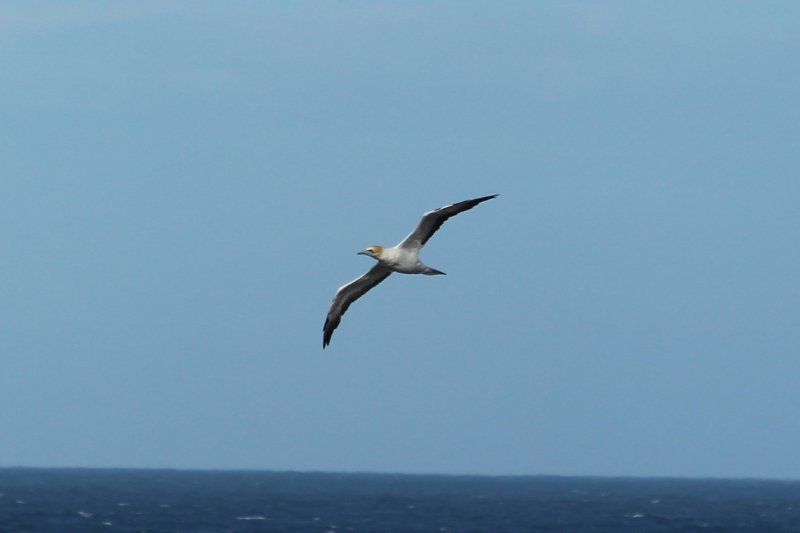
(357, 245, 383, 258)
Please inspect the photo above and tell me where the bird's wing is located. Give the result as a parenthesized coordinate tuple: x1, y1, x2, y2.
(323, 264, 393, 348)
(397, 194, 497, 250)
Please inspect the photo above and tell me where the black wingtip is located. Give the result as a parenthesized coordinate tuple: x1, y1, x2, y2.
(469, 194, 498, 205)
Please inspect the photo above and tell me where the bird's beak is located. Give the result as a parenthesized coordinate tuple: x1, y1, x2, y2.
(357, 250, 368, 256)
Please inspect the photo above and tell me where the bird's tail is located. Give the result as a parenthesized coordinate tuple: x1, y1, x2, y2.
(423, 267, 446, 275)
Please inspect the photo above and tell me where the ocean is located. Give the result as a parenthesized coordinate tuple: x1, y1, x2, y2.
(1, 468, 798, 532)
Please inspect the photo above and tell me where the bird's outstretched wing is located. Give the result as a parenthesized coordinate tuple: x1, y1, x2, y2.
(398, 194, 497, 250)
(323, 264, 392, 348)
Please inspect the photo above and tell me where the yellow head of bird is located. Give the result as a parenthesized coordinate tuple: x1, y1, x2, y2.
(358, 245, 383, 257)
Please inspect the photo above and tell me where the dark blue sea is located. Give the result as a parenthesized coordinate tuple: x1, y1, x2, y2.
(1, 468, 799, 532)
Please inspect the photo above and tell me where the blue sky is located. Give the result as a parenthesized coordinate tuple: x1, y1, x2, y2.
(2, 2, 799, 478)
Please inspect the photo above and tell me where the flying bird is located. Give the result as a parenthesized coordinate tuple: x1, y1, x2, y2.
(323, 194, 497, 348)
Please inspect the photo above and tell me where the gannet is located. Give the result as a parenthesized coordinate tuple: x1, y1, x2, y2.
(323, 194, 497, 348)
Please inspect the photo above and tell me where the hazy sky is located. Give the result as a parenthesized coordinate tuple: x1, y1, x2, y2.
(2, 2, 799, 479)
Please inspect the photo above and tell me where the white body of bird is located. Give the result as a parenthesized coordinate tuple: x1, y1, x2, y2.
(357, 245, 444, 275)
